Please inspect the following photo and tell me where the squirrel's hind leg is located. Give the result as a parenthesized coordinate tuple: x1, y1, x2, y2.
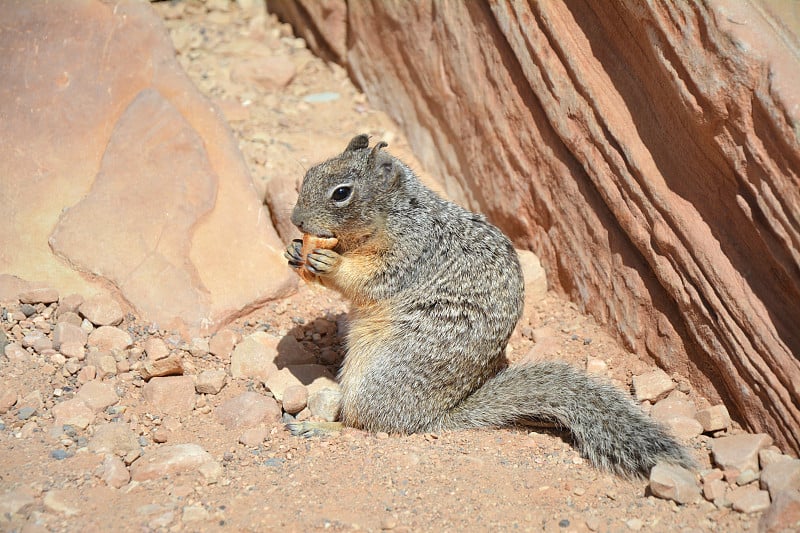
(287, 420, 345, 438)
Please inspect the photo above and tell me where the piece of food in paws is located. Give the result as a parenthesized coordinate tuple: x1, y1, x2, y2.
(298, 234, 338, 281)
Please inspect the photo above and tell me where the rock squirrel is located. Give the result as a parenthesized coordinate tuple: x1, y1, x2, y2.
(284, 134, 693, 476)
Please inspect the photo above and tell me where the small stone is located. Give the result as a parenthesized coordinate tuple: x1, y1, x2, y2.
(727, 484, 771, 513)
(182, 505, 209, 523)
(198, 460, 223, 484)
(17, 407, 35, 420)
(0, 389, 16, 414)
(88, 326, 132, 352)
(231, 56, 296, 90)
(18, 287, 59, 304)
(665, 416, 704, 440)
(189, 337, 209, 357)
(140, 353, 184, 380)
(649, 462, 700, 504)
(76, 380, 119, 412)
(143, 337, 170, 360)
(214, 391, 281, 429)
(650, 395, 696, 421)
(52, 398, 94, 429)
(759, 489, 800, 533)
(130, 444, 215, 482)
(625, 518, 643, 531)
(760, 448, 793, 468)
(711, 433, 773, 472)
(695, 405, 731, 433)
(152, 428, 169, 443)
(77, 365, 97, 383)
(703, 477, 729, 502)
(88, 423, 140, 456)
(264, 365, 337, 401)
(4, 342, 28, 362)
(238, 426, 270, 447)
(632, 369, 675, 402)
(760, 459, 800, 498)
(57, 293, 84, 315)
(230, 332, 278, 381)
(59, 341, 86, 359)
(736, 468, 760, 485)
(101, 454, 130, 488)
(208, 328, 239, 360)
(584, 516, 601, 532)
(281, 385, 308, 414)
(51, 449, 70, 460)
(307, 388, 342, 422)
(52, 322, 87, 350)
(142, 376, 196, 415)
(195, 370, 227, 395)
(585, 357, 608, 376)
(79, 295, 124, 326)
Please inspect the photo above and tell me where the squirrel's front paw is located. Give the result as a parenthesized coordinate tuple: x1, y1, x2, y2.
(284, 239, 304, 268)
(306, 249, 340, 276)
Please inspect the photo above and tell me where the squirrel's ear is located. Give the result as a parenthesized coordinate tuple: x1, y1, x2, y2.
(345, 134, 370, 152)
(370, 142, 401, 187)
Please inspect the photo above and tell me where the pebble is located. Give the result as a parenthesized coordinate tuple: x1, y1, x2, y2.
(18, 287, 59, 304)
(230, 332, 279, 381)
(0, 389, 16, 414)
(189, 337, 209, 357)
(727, 484, 771, 513)
(625, 518, 643, 531)
(302, 91, 340, 103)
(19, 303, 37, 317)
(711, 433, 773, 472)
(79, 295, 124, 326)
(632, 369, 675, 402)
(759, 489, 800, 533)
(214, 391, 281, 429)
(52, 398, 94, 429)
(308, 388, 342, 422)
(50, 449, 70, 460)
(281, 384, 308, 414)
(760, 458, 800, 498)
(76, 380, 119, 412)
(4, 342, 29, 362)
(57, 293, 84, 315)
(585, 357, 608, 376)
(182, 505, 210, 523)
(101, 453, 130, 488)
(143, 337, 170, 360)
(129, 443, 215, 482)
(759, 447, 793, 468)
(17, 406, 35, 420)
(264, 364, 337, 401)
(649, 462, 700, 504)
(695, 404, 731, 432)
(88, 422, 140, 456)
(195, 369, 227, 394)
(238, 426, 270, 447)
(59, 340, 86, 359)
(52, 321, 88, 350)
(88, 326, 133, 352)
(142, 376, 196, 415)
(141, 353, 184, 380)
(208, 328, 239, 360)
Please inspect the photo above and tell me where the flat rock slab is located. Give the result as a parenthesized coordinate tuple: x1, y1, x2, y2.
(130, 444, 215, 482)
(1, 0, 295, 338)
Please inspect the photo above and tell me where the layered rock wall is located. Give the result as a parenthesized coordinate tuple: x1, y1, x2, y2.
(269, 0, 800, 452)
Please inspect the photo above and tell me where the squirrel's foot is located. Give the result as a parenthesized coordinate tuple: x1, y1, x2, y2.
(287, 420, 345, 438)
(305, 249, 340, 276)
(284, 239, 304, 268)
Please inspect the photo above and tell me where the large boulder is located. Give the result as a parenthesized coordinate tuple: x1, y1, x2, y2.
(269, 0, 800, 453)
(0, 0, 295, 335)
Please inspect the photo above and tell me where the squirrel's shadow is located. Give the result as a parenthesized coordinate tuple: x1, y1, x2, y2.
(272, 313, 346, 386)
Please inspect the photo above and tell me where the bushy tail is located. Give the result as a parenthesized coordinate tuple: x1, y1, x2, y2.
(439, 361, 694, 477)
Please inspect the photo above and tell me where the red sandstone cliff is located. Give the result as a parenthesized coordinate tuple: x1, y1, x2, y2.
(268, 0, 800, 453)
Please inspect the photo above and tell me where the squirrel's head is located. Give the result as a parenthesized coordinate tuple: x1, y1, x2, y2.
(291, 134, 406, 245)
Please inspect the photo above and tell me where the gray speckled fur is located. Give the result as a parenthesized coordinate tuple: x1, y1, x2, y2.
(287, 134, 693, 476)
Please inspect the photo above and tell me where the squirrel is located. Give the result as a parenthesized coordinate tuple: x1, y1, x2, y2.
(284, 134, 694, 476)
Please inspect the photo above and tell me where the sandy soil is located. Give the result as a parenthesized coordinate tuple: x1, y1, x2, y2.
(0, 2, 774, 532)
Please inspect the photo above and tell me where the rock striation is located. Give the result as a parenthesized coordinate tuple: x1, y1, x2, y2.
(269, 0, 800, 452)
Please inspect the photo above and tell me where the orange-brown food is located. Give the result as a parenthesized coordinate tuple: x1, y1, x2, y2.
(298, 234, 338, 281)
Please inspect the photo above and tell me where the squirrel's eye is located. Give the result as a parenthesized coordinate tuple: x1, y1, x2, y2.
(331, 186, 352, 202)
